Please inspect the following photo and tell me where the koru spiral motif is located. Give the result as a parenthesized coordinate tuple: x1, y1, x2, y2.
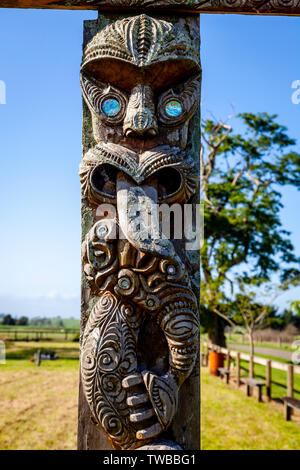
(80, 14, 200, 450)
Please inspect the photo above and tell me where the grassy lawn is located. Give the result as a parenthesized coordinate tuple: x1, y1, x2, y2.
(0, 331, 79, 343)
(2, 339, 300, 450)
(0, 340, 79, 450)
(201, 368, 300, 450)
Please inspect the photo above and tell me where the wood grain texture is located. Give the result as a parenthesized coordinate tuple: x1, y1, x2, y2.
(0, 0, 300, 15)
(78, 12, 200, 450)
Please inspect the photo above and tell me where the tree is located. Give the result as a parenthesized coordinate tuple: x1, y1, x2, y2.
(281, 301, 300, 330)
(16, 316, 29, 326)
(227, 277, 292, 358)
(200, 112, 300, 346)
(290, 300, 300, 317)
(2, 314, 15, 325)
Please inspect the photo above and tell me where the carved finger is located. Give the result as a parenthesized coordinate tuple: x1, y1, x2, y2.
(122, 373, 163, 441)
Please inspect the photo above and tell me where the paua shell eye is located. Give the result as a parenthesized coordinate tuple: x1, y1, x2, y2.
(101, 98, 121, 117)
(165, 100, 183, 118)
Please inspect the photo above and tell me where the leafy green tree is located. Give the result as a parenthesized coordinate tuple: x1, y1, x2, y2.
(224, 278, 292, 364)
(2, 314, 15, 326)
(264, 308, 284, 330)
(280, 301, 300, 330)
(16, 316, 29, 326)
(290, 300, 300, 317)
(200, 112, 300, 345)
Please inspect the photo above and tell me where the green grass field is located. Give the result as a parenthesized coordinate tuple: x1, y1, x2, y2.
(0, 340, 79, 450)
(0, 317, 80, 330)
(201, 368, 300, 450)
(0, 330, 79, 343)
(2, 339, 300, 450)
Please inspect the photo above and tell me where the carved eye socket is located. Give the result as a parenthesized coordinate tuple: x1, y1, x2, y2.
(165, 100, 183, 118)
(101, 98, 121, 117)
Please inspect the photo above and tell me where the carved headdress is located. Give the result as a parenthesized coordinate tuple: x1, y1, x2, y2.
(81, 14, 200, 72)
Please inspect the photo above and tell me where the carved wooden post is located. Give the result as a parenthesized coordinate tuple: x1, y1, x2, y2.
(78, 12, 201, 450)
(1, 0, 300, 454)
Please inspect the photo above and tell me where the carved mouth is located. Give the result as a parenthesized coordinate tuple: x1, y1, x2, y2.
(91, 163, 182, 202)
(80, 142, 198, 205)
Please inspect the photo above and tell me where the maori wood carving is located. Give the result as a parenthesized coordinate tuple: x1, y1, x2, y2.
(79, 14, 200, 450)
(1, 0, 300, 15)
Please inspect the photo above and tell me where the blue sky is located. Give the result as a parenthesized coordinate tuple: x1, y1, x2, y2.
(0, 10, 299, 317)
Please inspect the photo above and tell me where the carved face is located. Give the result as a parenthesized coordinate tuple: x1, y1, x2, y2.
(80, 14, 201, 206)
(80, 15, 200, 450)
(81, 71, 200, 151)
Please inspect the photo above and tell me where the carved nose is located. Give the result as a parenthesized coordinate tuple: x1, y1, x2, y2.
(125, 112, 158, 138)
(123, 84, 158, 139)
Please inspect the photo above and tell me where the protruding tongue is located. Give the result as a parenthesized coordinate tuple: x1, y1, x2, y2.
(116, 172, 175, 259)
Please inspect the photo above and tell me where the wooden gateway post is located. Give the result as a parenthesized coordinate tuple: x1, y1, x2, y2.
(1, 0, 300, 452)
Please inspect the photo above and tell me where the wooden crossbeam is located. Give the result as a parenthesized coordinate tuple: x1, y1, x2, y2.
(0, 0, 300, 16)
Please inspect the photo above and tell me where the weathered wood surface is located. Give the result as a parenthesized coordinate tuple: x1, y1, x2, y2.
(287, 364, 294, 398)
(281, 396, 300, 410)
(218, 367, 229, 374)
(244, 378, 265, 387)
(78, 12, 200, 450)
(244, 378, 265, 402)
(282, 396, 300, 421)
(1, 0, 300, 15)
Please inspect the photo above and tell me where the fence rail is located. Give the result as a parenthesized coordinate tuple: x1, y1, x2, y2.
(202, 342, 300, 422)
(203, 341, 300, 375)
(0, 328, 79, 341)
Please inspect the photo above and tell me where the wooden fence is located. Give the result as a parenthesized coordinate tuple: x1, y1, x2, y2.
(202, 341, 300, 401)
(0, 328, 79, 341)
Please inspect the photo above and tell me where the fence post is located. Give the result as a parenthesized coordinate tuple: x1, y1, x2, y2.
(266, 360, 272, 401)
(249, 356, 254, 378)
(286, 364, 294, 419)
(36, 349, 41, 367)
(287, 364, 294, 398)
(204, 343, 208, 367)
(227, 350, 231, 370)
(200, 351, 205, 367)
(236, 353, 240, 388)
